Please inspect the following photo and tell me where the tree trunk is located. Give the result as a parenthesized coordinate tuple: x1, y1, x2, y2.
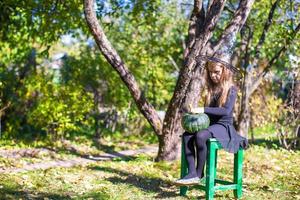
(93, 88, 102, 139)
(237, 96, 250, 137)
(84, 0, 163, 136)
(292, 79, 300, 149)
(292, 80, 300, 113)
(237, 72, 251, 137)
(296, 125, 300, 149)
(156, 63, 205, 161)
(184, 61, 206, 109)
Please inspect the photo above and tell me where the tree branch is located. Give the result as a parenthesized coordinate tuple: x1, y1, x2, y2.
(167, 55, 180, 72)
(204, 0, 227, 32)
(253, 0, 281, 63)
(211, 0, 255, 53)
(0, 102, 11, 117)
(250, 22, 300, 95)
(194, 0, 203, 14)
(224, 0, 236, 14)
(240, 23, 253, 70)
(207, 0, 214, 12)
(183, 0, 205, 58)
(83, 0, 162, 135)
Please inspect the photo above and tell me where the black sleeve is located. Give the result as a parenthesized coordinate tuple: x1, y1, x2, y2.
(204, 87, 237, 116)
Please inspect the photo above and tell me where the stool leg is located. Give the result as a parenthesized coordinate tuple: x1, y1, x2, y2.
(214, 149, 218, 185)
(206, 142, 216, 200)
(234, 149, 244, 199)
(180, 137, 188, 196)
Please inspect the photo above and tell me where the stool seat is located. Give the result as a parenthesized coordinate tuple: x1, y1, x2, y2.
(180, 137, 244, 200)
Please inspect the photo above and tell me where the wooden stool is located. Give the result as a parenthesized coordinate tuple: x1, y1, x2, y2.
(180, 138, 244, 200)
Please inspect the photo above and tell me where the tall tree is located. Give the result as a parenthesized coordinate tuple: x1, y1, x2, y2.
(83, 0, 255, 161)
(237, 0, 300, 136)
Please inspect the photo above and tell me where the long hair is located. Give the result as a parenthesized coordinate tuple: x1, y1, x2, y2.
(204, 62, 234, 107)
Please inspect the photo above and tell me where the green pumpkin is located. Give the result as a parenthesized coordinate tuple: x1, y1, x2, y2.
(181, 113, 210, 133)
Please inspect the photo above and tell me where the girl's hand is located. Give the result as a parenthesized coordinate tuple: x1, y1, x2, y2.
(188, 104, 193, 112)
(190, 106, 204, 114)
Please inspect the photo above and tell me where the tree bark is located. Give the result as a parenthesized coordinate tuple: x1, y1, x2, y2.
(237, 72, 251, 137)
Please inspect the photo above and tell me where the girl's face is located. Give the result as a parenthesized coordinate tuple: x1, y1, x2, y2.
(208, 63, 223, 84)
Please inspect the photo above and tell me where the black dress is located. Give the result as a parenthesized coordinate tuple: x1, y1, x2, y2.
(204, 86, 249, 153)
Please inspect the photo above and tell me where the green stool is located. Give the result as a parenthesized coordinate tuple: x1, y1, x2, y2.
(180, 138, 244, 200)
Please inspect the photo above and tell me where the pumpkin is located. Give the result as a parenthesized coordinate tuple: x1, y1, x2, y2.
(181, 113, 210, 133)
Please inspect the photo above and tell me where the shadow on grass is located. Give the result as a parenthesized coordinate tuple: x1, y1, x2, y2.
(89, 165, 227, 199)
(250, 138, 286, 150)
(91, 138, 139, 159)
(39, 138, 137, 162)
(0, 185, 111, 200)
(90, 165, 179, 199)
(0, 186, 71, 200)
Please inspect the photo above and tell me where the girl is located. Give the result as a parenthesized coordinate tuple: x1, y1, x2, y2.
(174, 60, 249, 186)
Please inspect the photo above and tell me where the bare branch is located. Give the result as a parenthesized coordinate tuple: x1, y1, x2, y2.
(207, 0, 214, 12)
(225, 0, 237, 14)
(241, 23, 253, 69)
(224, 5, 235, 14)
(250, 22, 300, 95)
(194, 0, 203, 14)
(204, 0, 227, 30)
(186, 0, 227, 56)
(83, 0, 162, 135)
(253, 0, 281, 63)
(184, 0, 205, 58)
(167, 55, 180, 71)
(212, 0, 255, 53)
(0, 102, 11, 117)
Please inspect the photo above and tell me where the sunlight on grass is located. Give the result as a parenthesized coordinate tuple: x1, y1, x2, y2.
(0, 135, 299, 199)
(0, 143, 299, 199)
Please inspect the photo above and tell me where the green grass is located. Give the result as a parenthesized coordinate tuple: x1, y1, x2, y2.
(251, 123, 277, 138)
(0, 124, 299, 199)
(0, 133, 157, 169)
(0, 140, 299, 200)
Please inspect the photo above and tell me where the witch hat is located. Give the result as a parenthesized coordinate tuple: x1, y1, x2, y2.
(196, 32, 241, 75)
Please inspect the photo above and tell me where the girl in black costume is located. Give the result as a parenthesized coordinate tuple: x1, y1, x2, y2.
(174, 60, 249, 186)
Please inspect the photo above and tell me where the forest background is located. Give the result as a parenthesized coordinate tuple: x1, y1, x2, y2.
(0, 0, 299, 198)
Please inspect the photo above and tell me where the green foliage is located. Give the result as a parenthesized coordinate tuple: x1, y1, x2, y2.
(26, 74, 93, 139)
(0, 0, 297, 143)
(2, 67, 93, 139)
(104, 0, 187, 109)
(0, 0, 89, 139)
(0, 0, 188, 140)
(0, 0, 87, 64)
(250, 89, 282, 130)
(244, 0, 300, 66)
(252, 123, 276, 137)
(253, 0, 299, 60)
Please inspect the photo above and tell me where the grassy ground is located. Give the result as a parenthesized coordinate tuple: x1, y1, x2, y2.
(0, 135, 299, 200)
